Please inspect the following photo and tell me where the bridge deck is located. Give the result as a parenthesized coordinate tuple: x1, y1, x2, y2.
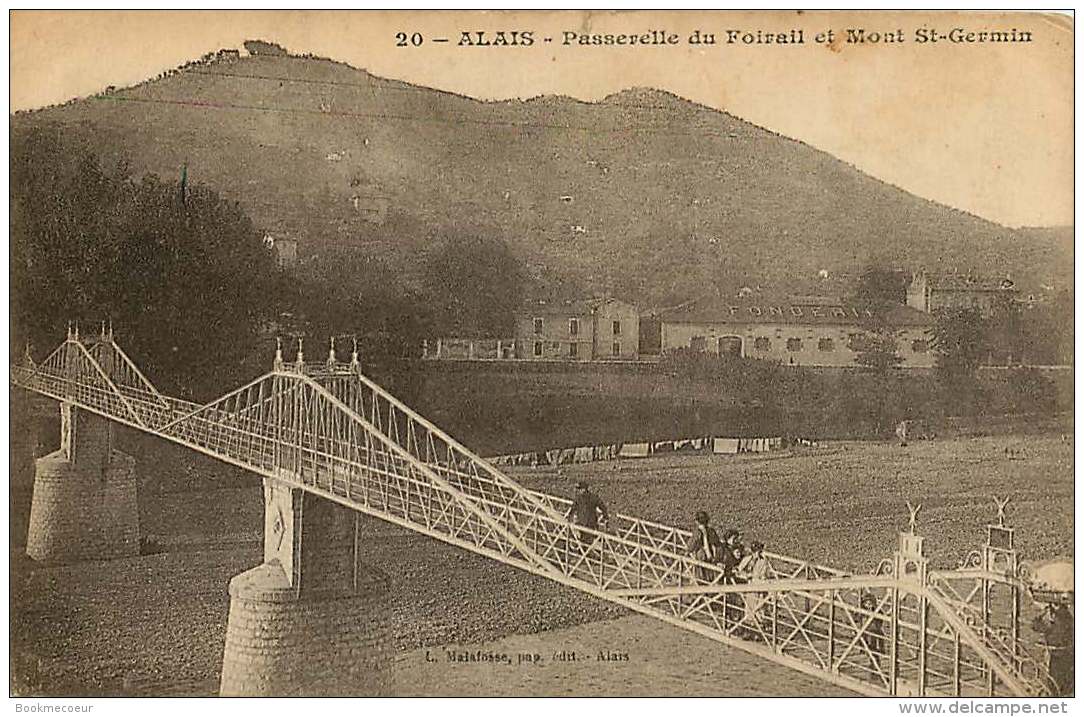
(9, 334, 1056, 697)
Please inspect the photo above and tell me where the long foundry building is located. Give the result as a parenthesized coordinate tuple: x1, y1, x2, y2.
(656, 292, 937, 368)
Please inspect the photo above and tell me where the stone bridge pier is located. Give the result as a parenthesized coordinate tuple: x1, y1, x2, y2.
(219, 480, 392, 696)
(26, 403, 140, 562)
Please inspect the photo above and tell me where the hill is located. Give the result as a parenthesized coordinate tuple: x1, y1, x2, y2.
(10, 46, 1072, 306)
(1012, 226, 1074, 292)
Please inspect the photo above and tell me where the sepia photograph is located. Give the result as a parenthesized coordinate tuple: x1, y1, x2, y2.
(6, 9, 1075, 703)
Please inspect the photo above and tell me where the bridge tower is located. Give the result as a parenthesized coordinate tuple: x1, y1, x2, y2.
(981, 498, 1021, 695)
(219, 477, 392, 696)
(890, 502, 930, 696)
(26, 402, 140, 562)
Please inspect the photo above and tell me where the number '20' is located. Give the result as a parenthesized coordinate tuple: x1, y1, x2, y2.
(396, 32, 423, 47)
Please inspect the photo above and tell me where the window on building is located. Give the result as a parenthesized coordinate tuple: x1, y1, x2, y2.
(787, 338, 802, 352)
(533, 341, 543, 357)
(718, 336, 742, 358)
(911, 339, 928, 353)
(569, 342, 578, 358)
(533, 317, 544, 334)
(754, 337, 771, 352)
(612, 320, 621, 336)
(569, 318, 579, 336)
(818, 338, 835, 352)
(690, 336, 707, 352)
(612, 341, 621, 356)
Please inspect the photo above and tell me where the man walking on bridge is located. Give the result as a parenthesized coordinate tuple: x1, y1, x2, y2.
(567, 481, 609, 546)
(686, 511, 724, 583)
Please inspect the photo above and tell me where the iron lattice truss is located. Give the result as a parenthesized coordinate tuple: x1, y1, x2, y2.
(10, 330, 1056, 697)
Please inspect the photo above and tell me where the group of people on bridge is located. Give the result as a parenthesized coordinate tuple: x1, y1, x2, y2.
(563, 481, 770, 584)
(562, 481, 872, 646)
(684, 510, 769, 585)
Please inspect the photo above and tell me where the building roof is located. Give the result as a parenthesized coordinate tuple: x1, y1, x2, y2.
(518, 296, 636, 317)
(520, 299, 593, 317)
(658, 294, 934, 327)
(881, 305, 938, 327)
(787, 294, 843, 306)
(921, 273, 1016, 293)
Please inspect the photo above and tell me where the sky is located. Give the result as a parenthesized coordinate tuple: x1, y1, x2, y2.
(9, 10, 1074, 228)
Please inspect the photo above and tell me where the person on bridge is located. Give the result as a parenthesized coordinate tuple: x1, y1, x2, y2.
(720, 530, 745, 583)
(686, 511, 724, 582)
(738, 540, 770, 637)
(738, 540, 769, 582)
(1032, 602, 1074, 696)
(861, 593, 886, 664)
(566, 481, 609, 546)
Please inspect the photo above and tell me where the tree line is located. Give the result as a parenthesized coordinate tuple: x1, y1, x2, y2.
(11, 127, 278, 398)
(9, 128, 530, 401)
(847, 267, 1072, 374)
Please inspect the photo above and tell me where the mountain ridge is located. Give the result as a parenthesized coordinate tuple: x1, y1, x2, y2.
(11, 46, 1072, 306)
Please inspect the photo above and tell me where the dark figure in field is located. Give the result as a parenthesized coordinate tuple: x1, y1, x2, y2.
(861, 593, 885, 662)
(1033, 603, 1074, 696)
(686, 511, 724, 582)
(566, 480, 609, 546)
(896, 420, 909, 447)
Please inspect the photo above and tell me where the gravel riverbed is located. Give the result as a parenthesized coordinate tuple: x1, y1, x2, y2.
(9, 431, 1072, 696)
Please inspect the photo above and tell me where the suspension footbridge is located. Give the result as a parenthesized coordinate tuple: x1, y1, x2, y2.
(10, 326, 1058, 697)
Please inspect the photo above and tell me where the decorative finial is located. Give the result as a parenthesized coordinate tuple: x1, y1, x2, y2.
(273, 337, 284, 371)
(350, 336, 359, 369)
(73, 322, 79, 340)
(327, 336, 336, 368)
(296, 337, 304, 367)
(67, 322, 73, 340)
(906, 501, 922, 534)
(107, 318, 114, 341)
(24, 340, 33, 364)
(100, 321, 107, 340)
(994, 496, 1010, 527)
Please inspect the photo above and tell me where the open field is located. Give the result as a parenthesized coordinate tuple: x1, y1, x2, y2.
(9, 426, 1073, 696)
(509, 434, 1074, 572)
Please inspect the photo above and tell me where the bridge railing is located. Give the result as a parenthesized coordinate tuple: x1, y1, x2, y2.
(528, 490, 850, 580)
(928, 574, 1056, 695)
(10, 334, 1055, 697)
